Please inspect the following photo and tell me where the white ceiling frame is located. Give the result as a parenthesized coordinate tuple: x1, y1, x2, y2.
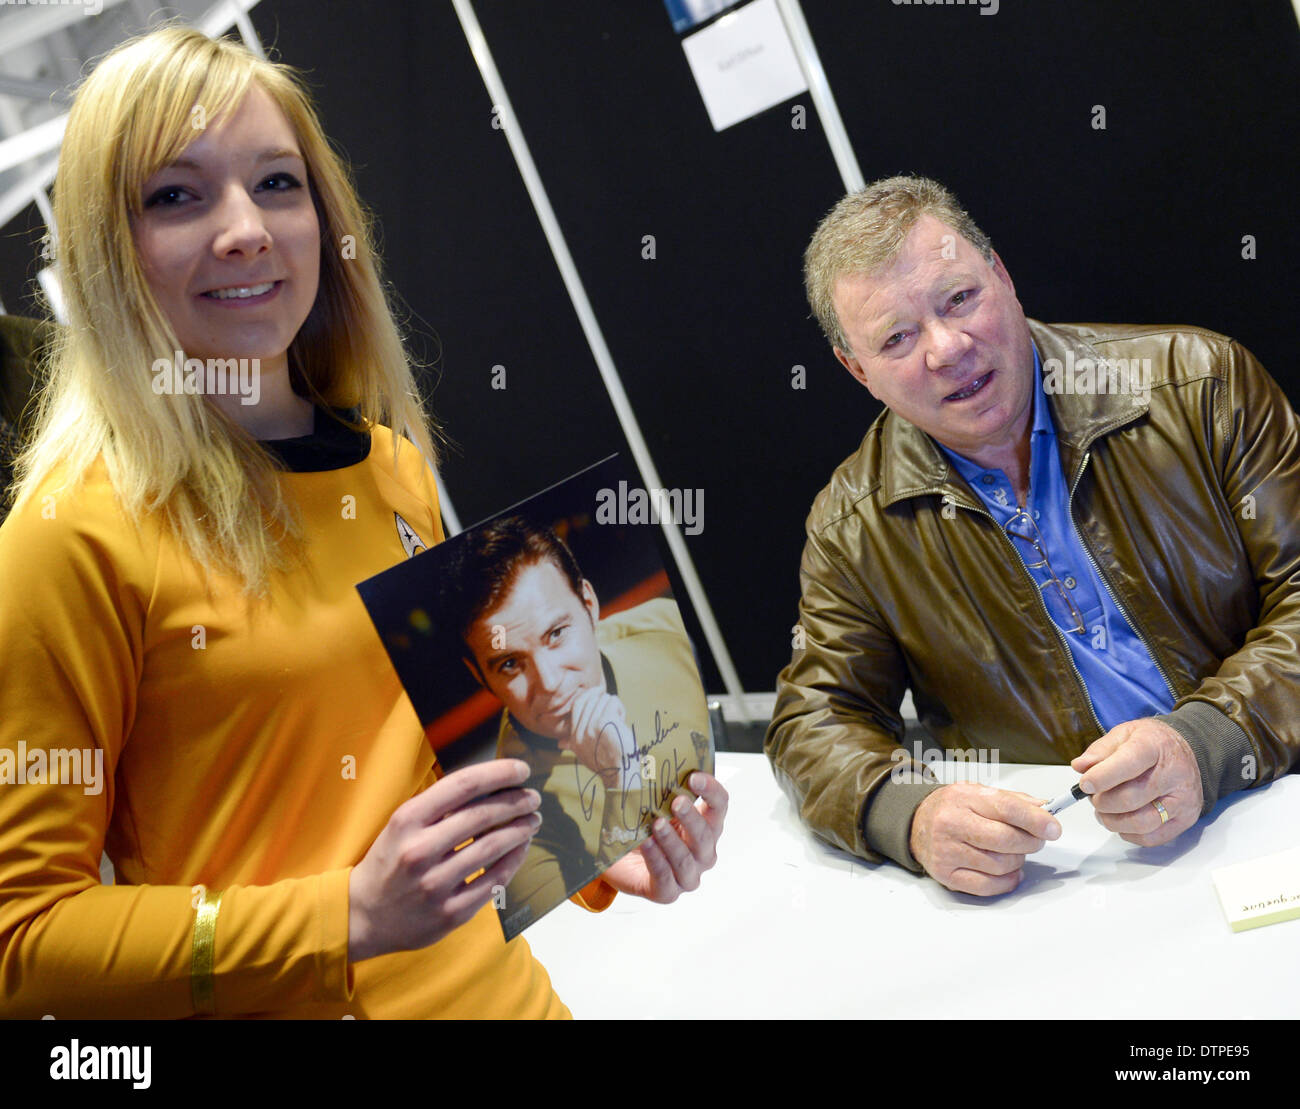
(0, 1, 267, 298)
(0, 0, 131, 56)
(0, 153, 57, 237)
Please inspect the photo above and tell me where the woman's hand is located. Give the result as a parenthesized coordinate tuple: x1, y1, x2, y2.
(601, 772, 728, 903)
(347, 759, 540, 963)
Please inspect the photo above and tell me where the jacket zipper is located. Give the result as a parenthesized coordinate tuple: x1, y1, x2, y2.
(950, 500, 1105, 735)
(1066, 450, 1181, 705)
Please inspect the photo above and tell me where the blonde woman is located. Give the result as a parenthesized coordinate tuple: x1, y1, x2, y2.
(0, 26, 726, 1018)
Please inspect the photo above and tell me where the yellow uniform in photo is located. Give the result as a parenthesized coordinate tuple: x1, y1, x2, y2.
(496, 599, 712, 932)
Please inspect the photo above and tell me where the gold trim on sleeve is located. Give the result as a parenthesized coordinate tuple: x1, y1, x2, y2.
(191, 888, 223, 1015)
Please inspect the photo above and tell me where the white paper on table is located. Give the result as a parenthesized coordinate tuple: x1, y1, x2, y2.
(680, 0, 808, 132)
(1211, 844, 1300, 932)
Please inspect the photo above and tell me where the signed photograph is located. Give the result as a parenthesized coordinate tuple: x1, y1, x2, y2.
(358, 457, 715, 939)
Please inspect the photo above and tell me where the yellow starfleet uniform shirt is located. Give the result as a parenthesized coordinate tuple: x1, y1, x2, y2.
(0, 414, 568, 1017)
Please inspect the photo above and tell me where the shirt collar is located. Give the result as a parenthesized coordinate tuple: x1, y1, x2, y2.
(1029, 343, 1054, 439)
(259, 405, 371, 472)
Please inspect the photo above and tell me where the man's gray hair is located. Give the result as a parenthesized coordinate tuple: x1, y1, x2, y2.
(804, 176, 995, 353)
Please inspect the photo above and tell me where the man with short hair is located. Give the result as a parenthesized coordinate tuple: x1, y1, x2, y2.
(766, 176, 1300, 896)
(452, 516, 719, 930)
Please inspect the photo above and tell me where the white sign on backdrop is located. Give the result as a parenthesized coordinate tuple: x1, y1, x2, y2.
(681, 0, 808, 132)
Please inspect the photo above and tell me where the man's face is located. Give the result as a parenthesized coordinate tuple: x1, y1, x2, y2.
(831, 214, 1036, 463)
(465, 559, 604, 741)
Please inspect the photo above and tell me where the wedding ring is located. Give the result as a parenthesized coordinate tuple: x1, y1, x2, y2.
(1152, 799, 1170, 824)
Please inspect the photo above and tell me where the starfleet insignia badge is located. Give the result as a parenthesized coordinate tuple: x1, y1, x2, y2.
(394, 512, 426, 559)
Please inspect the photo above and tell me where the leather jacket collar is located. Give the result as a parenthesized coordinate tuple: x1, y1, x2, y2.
(878, 319, 1151, 508)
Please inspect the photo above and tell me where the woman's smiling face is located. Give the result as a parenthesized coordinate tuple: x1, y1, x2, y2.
(132, 84, 321, 381)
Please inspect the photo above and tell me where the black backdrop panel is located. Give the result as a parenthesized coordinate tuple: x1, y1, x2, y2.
(250, 0, 726, 683)
(247, 0, 1300, 694)
(464, 1, 853, 694)
(0, 203, 44, 317)
(803, 0, 1300, 352)
(3, 1, 1292, 696)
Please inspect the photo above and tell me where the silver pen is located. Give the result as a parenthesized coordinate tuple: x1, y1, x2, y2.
(1042, 782, 1087, 815)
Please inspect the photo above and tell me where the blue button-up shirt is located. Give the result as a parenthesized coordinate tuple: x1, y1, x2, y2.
(938, 349, 1175, 731)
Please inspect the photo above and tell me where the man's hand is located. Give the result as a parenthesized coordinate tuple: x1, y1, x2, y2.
(1072, 718, 1203, 846)
(909, 782, 1061, 896)
(558, 687, 635, 789)
(601, 772, 727, 903)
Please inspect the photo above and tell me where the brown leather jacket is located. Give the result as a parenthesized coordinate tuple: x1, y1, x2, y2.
(766, 320, 1300, 871)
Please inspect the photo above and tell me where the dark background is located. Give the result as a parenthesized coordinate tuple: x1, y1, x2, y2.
(2, 0, 1295, 698)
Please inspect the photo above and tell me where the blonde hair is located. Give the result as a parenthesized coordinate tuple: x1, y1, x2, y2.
(12, 25, 437, 592)
(803, 175, 994, 353)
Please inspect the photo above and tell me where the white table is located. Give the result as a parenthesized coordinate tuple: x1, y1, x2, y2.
(525, 753, 1300, 1019)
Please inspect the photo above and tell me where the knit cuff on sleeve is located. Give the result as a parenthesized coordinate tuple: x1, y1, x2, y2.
(1154, 700, 1256, 815)
(863, 772, 945, 874)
